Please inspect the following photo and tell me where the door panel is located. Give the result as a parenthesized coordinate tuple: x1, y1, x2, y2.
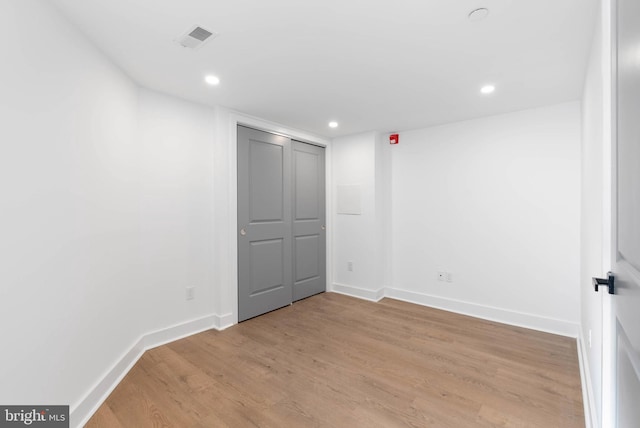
(295, 235, 320, 282)
(237, 126, 292, 322)
(617, 0, 640, 273)
(292, 141, 326, 301)
(249, 239, 284, 295)
(249, 142, 284, 222)
(612, 0, 640, 425)
(294, 150, 320, 219)
(616, 323, 640, 428)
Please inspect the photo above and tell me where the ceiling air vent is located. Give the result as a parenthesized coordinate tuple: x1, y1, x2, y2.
(175, 25, 217, 50)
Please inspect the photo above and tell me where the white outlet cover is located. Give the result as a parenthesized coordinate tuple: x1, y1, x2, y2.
(186, 287, 195, 300)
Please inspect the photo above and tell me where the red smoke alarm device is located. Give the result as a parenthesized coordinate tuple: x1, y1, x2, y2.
(389, 133, 399, 145)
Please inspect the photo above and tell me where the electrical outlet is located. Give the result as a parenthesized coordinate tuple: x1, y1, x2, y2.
(186, 287, 195, 300)
(347, 261, 353, 272)
(437, 272, 446, 281)
(446, 272, 453, 283)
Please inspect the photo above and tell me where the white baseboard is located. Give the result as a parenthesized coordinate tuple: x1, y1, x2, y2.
(214, 312, 234, 330)
(329, 285, 579, 337)
(144, 314, 218, 350)
(71, 313, 224, 428)
(70, 339, 145, 428)
(385, 287, 580, 338)
(331, 282, 385, 302)
(577, 332, 598, 428)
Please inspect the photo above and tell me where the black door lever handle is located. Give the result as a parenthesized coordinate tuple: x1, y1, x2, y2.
(593, 272, 615, 294)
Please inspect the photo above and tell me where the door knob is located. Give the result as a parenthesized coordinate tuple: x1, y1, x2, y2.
(240, 228, 246, 236)
(593, 272, 615, 294)
(321, 225, 325, 230)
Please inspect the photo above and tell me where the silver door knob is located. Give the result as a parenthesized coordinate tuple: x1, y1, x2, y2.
(240, 228, 246, 236)
(321, 225, 326, 230)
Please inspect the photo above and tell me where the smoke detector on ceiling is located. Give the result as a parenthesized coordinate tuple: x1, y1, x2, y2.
(175, 25, 217, 50)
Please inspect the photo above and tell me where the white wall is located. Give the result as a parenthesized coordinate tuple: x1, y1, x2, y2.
(0, 0, 141, 408)
(388, 102, 582, 334)
(0, 1, 218, 424)
(375, 134, 393, 292)
(330, 104, 581, 335)
(138, 89, 216, 333)
(332, 132, 388, 299)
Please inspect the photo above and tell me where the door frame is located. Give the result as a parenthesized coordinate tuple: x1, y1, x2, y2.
(580, 0, 615, 425)
(600, 0, 615, 425)
(225, 111, 332, 326)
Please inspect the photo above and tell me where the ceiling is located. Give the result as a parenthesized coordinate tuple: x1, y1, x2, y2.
(51, 0, 598, 138)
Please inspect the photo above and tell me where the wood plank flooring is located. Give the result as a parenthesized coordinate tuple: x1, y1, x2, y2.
(86, 293, 584, 427)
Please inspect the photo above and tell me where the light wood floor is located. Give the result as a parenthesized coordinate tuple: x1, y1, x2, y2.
(87, 293, 584, 427)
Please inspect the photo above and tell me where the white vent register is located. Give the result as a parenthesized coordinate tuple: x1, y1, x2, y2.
(175, 25, 217, 50)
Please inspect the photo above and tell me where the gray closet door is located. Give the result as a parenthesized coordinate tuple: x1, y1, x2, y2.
(237, 126, 292, 322)
(292, 141, 326, 301)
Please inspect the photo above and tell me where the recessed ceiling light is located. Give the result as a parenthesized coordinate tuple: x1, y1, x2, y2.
(328, 121, 338, 128)
(469, 8, 490, 21)
(205, 75, 220, 85)
(480, 84, 496, 95)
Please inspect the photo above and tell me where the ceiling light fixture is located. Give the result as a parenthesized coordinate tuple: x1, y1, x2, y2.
(205, 75, 220, 86)
(480, 84, 496, 95)
(468, 8, 490, 21)
(329, 121, 338, 128)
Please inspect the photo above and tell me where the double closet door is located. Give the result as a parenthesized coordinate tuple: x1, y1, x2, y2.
(237, 125, 326, 322)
